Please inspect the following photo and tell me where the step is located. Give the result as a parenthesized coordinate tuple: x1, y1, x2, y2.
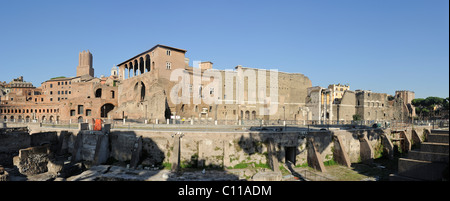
(431, 130, 449, 135)
(389, 173, 422, 181)
(421, 142, 449, 154)
(427, 134, 449, 144)
(398, 158, 448, 181)
(407, 150, 449, 163)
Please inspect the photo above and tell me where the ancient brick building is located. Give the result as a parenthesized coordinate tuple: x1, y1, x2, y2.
(112, 44, 312, 123)
(0, 50, 119, 123)
(0, 44, 415, 124)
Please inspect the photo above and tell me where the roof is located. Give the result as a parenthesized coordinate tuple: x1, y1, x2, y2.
(117, 44, 187, 66)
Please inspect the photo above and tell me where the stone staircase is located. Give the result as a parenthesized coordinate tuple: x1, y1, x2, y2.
(390, 129, 449, 181)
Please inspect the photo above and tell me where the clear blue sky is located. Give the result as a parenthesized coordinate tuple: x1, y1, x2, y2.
(0, 0, 448, 99)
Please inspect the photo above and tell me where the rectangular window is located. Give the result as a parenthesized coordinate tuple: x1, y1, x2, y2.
(166, 50, 171, 56)
(166, 62, 171, 69)
(86, 109, 91, 116)
(78, 105, 84, 115)
(50, 84, 53, 88)
(70, 110, 75, 116)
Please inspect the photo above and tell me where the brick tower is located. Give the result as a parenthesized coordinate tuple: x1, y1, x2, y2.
(76, 50, 94, 77)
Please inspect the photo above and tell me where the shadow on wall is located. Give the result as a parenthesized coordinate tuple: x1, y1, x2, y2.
(235, 131, 307, 168)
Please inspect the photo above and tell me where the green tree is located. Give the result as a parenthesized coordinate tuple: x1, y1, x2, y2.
(412, 96, 446, 120)
(352, 114, 362, 121)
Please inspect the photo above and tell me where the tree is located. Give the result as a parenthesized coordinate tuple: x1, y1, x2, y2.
(352, 114, 362, 121)
(412, 96, 446, 120)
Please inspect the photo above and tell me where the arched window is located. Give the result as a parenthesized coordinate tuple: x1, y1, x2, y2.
(95, 88, 102, 98)
(145, 54, 151, 72)
(139, 57, 145, 74)
(140, 82, 146, 101)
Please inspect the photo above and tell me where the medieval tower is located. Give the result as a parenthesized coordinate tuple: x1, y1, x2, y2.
(76, 50, 94, 77)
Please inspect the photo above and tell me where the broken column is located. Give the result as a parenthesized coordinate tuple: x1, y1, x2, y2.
(267, 138, 280, 172)
(170, 132, 183, 172)
(93, 133, 110, 165)
(129, 136, 142, 168)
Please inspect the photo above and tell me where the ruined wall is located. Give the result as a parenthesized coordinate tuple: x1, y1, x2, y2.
(0, 128, 30, 166)
(103, 130, 309, 169)
(336, 91, 356, 121)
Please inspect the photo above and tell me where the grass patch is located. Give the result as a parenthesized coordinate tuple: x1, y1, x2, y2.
(323, 159, 337, 166)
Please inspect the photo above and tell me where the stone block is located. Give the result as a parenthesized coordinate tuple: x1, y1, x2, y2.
(79, 123, 89, 131)
(130, 136, 142, 168)
(398, 158, 447, 181)
(306, 137, 326, 172)
(359, 134, 373, 165)
(47, 159, 64, 175)
(421, 142, 449, 154)
(252, 171, 282, 181)
(332, 135, 351, 168)
(57, 131, 72, 155)
(15, 145, 52, 175)
(30, 131, 58, 152)
(102, 124, 111, 134)
(93, 134, 110, 165)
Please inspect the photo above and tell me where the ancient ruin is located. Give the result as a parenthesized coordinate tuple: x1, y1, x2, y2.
(0, 44, 448, 181)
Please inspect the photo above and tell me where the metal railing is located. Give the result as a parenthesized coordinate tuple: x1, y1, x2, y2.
(2, 118, 447, 131)
(298, 169, 333, 181)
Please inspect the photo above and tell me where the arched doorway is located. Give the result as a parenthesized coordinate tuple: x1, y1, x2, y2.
(100, 103, 115, 118)
(78, 116, 83, 123)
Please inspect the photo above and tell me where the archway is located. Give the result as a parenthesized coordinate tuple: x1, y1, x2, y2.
(78, 116, 83, 123)
(100, 103, 115, 118)
(252, 111, 256, 120)
(139, 57, 145, 74)
(145, 54, 151, 72)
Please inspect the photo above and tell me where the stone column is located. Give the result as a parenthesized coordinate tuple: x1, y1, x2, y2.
(170, 132, 184, 172)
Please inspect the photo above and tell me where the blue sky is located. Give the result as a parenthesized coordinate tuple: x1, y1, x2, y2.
(0, 0, 448, 98)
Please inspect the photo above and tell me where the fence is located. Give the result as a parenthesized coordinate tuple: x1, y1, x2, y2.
(2, 118, 448, 130)
(298, 169, 333, 181)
